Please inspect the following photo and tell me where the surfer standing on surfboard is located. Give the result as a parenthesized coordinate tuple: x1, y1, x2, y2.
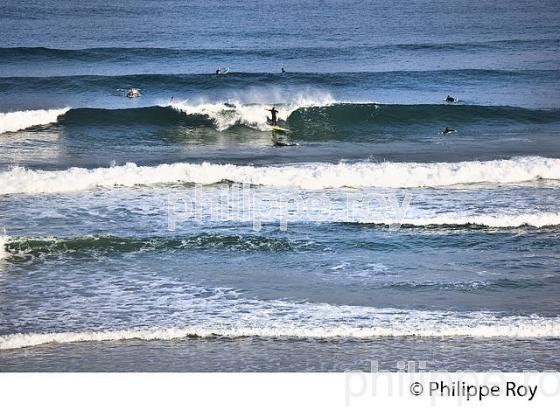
(266, 106, 279, 126)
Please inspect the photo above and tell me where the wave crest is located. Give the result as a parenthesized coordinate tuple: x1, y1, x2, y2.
(363, 213, 560, 229)
(0, 108, 70, 134)
(169, 94, 334, 131)
(5, 103, 558, 134)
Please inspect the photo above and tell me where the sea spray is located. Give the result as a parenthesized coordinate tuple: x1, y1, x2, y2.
(169, 93, 335, 131)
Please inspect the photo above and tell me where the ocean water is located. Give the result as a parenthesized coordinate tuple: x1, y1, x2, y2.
(1, 0, 560, 371)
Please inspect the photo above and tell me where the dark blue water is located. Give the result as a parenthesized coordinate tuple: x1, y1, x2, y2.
(1, 0, 560, 371)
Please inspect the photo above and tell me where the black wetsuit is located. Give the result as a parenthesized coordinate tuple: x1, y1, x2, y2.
(443, 127, 455, 134)
(273, 139, 296, 147)
(267, 108, 278, 126)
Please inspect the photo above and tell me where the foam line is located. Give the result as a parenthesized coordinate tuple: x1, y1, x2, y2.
(2, 317, 559, 350)
(2, 156, 559, 195)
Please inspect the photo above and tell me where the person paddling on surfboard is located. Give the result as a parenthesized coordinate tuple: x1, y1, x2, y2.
(272, 135, 297, 147)
(443, 127, 456, 134)
(266, 106, 279, 126)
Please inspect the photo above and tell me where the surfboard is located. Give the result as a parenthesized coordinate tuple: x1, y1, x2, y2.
(269, 124, 289, 133)
(273, 140, 298, 147)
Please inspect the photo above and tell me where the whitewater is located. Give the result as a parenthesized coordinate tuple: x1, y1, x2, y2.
(2, 303, 560, 350)
(169, 94, 335, 131)
(2, 156, 559, 195)
(0, 108, 70, 134)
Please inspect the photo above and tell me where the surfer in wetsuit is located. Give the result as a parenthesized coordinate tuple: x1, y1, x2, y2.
(266, 106, 279, 126)
(216, 67, 222, 75)
(446, 95, 456, 103)
(272, 135, 296, 147)
(443, 127, 455, 134)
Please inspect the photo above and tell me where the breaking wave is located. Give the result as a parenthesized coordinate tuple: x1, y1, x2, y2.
(168, 95, 333, 131)
(2, 156, 559, 195)
(2, 308, 559, 349)
(0, 107, 70, 134)
(4, 102, 558, 134)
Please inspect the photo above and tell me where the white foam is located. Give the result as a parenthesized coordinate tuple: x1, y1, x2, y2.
(367, 212, 560, 228)
(2, 156, 559, 195)
(168, 94, 334, 131)
(2, 315, 559, 350)
(0, 233, 8, 260)
(1, 282, 559, 349)
(0, 108, 70, 134)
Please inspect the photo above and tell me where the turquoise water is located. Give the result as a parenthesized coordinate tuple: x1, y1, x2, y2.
(1, 0, 560, 371)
